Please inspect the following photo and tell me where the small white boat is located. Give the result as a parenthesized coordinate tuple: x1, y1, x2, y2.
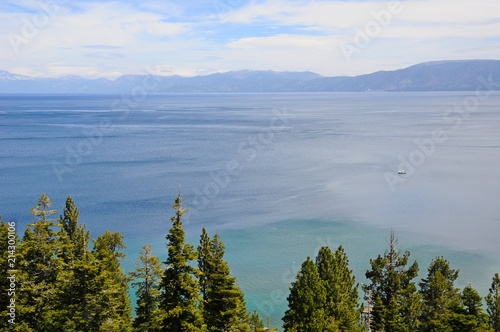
(398, 170, 407, 175)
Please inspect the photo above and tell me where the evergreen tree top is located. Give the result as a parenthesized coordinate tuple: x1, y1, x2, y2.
(30, 193, 57, 223)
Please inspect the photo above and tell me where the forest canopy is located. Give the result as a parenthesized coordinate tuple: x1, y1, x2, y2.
(0, 194, 499, 332)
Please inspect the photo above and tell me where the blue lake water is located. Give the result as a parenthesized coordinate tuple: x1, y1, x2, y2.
(1, 92, 500, 327)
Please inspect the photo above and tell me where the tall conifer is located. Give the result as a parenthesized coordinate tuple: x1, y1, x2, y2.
(419, 256, 460, 332)
(159, 193, 204, 332)
(59, 195, 89, 261)
(283, 257, 328, 332)
(18, 194, 62, 330)
(316, 246, 362, 331)
(130, 244, 163, 332)
(365, 231, 421, 332)
(91, 231, 133, 331)
(55, 196, 97, 330)
(201, 232, 250, 331)
(198, 227, 212, 302)
(487, 273, 500, 332)
(451, 284, 491, 331)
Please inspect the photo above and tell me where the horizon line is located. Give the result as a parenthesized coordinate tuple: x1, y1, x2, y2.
(2, 58, 500, 80)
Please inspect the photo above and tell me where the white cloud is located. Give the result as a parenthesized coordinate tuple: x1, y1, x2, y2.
(228, 34, 339, 50)
(220, 0, 379, 29)
(397, 0, 500, 24)
(0, 1, 196, 76)
(136, 1, 184, 16)
(222, 0, 500, 28)
(85, 52, 125, 59)
(0, 0, 499, 77)
(145, 21, 187, 36)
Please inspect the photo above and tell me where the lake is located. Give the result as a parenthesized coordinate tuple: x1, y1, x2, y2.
(1, 92, 499, 327)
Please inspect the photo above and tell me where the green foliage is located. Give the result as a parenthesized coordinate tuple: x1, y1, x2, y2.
(316, 245, 362, 332)
(56, 252, 101, 331)
(17, 194, 133, 331)
(30, 193, 57, 222)
(283, 257, 328, 332)
(419, 256, 461, 332)
(365, 231, 422, 332)
(5, 194, 500, 332)
(18, 194, 63, 330)
(54, 196, 99, 331)
(199, 230, 250, 331)
(159, 193, 204, 332)
(130, 244, 163, 332)
(91, 230, 133, 331)
(58, 195, 89, 261)
(198, 227, 212, 302)
(449, 284, 491, 332)
(487, 273, 500, 332)
(249, 310, 265, 331)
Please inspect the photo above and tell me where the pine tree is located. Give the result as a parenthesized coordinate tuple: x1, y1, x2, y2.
(58, 195, 89, 262)
(316, 246, 362, 332)
(91, 230, 133, 331)
(283, 257, 328, 332)
(249, 310, 265, 332)
(159, 193, 204, 332)
(201, 232, 250, 331)
(54, 196, 96, 330)
(419, 256, 461, 332)
(487, 273, 500, 332)
(17, 194, 62, 330)
(249, 311, 277, 332)
(130, 244, 163, 332)
(365, 231, 422, 332)
(450, 284, 491, 332)
(60, 251, 101, 331)
(198, 227, 212, 302)
(30, 193, 57, 223)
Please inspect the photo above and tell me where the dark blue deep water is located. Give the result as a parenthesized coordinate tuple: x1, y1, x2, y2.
(1, 93, 500, 326)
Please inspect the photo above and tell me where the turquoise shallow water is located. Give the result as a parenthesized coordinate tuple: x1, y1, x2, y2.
(214, 219, 500, 327)
(1, 93, 500, 328)
(125, 217, 500, 328)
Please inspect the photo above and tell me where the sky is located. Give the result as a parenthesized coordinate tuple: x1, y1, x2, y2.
(0, 0, 499, 78)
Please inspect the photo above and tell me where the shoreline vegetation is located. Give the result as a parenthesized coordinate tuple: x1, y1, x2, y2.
(1, 193, 499, 331)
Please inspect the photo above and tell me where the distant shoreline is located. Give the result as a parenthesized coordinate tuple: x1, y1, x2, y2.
(1, 59, 500, 93)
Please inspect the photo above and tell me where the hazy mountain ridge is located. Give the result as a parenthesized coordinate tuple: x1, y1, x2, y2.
(1, 60, 499, 93)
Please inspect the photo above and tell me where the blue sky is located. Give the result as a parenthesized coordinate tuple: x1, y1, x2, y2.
(1, 0, 499, 78)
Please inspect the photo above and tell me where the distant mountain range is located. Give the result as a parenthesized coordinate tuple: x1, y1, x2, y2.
(1, 60, 500, 93)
